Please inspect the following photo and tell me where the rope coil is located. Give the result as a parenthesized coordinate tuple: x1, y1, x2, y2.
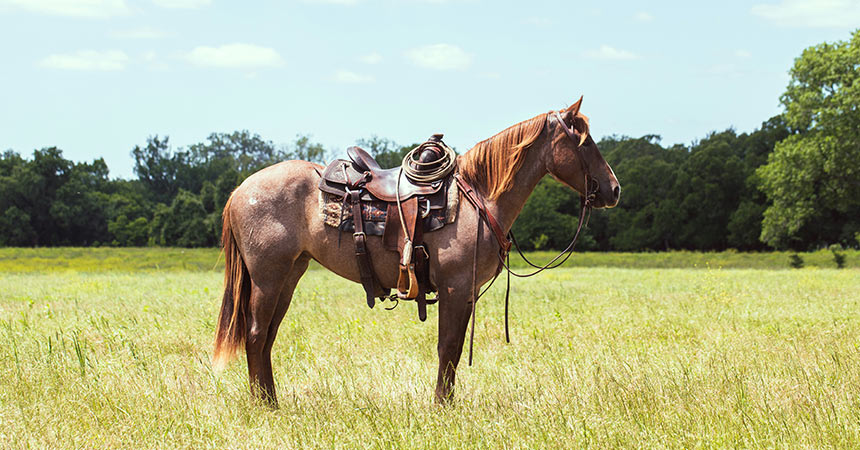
(396, 136, 458, 243)
(401, 138, 457, 183)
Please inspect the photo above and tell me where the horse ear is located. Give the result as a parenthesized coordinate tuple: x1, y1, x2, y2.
(562, 96, 589, 146)
(565, 96, 584, 118)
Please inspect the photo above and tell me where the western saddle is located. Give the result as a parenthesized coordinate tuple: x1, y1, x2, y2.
(318, 134, 455, 321)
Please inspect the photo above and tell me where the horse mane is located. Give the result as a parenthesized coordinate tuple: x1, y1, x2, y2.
(458, 111, 550, 200)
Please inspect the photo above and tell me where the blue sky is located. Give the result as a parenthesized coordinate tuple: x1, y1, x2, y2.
(1, 0, 858, 178)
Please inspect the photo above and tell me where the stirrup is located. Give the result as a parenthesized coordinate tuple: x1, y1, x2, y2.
(396, 263, 419, 299)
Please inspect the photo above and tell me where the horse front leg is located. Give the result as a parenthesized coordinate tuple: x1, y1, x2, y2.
(434, 286, 473, 404)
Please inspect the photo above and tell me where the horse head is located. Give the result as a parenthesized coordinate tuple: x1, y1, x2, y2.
(545, 97, 620, 209)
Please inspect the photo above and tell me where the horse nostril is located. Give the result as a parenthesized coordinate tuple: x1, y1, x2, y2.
(612, 185, 620, 201)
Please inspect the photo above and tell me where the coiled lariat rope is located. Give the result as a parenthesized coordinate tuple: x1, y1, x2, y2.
(395, 139, 458, 243)
(401, 139, 457, 183)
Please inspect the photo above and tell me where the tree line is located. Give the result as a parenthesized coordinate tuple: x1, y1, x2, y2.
(2, 30, 858, 251)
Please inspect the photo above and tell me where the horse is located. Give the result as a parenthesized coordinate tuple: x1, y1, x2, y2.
(212, 97, 620, 405)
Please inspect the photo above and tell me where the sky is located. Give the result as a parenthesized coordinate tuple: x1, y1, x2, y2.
(1, 0, 858, 178)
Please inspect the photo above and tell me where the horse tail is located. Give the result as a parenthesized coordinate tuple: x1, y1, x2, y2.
(212, 194, 251, 370)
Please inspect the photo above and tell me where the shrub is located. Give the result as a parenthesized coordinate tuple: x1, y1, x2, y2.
(789, 253, 804, 269)
(829, 244, 846, 269)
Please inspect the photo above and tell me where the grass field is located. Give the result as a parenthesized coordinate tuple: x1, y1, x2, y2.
(0, 246, 857, 272)
(1, 250, 859, 448)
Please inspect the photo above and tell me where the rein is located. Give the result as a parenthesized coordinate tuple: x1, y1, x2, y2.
(462, 110, 599, 365)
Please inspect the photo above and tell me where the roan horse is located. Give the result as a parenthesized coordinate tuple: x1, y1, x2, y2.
(212, 97, 620, 404)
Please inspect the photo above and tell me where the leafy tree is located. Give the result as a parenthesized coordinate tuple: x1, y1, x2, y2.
(286, 135, 327, 164)
(148, 190, 212, 247)
(0, 206, 36, 246)
(108, 215, 149, 246)
(511, 178, 592, 250)
(50, 158, 111, 245)
(132, 136, 180, 204)
(100, 180, 155, 246)
(187, 130, 285, 175)
(758, 29, 860, 248)
(9, 147, 74, 245)
(356, 135, 415, 169)
(600, 136, 685, 251)
(673, 130, 746, 250)
(727, 116, 791, 250)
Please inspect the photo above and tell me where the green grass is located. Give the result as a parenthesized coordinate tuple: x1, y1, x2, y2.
(0, 247, 224, 272)
(1, 250, 859, 448)
(0, 247, 856, 272)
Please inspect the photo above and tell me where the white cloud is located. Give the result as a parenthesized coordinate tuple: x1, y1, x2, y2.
(40, 49, 129, 70)
(584, 45, 640, 61)
(185, 44, 285, 69)
(0, 0, 131, 18)
(735, 49, 752, 58)
(406, 44, 472, 70)
(332, 70, 373, 83)
(359, 52, 382, 64)
(633, 11, 653, 22)
(751, 0, 860, 27)
(111, 27, 169, 39)
(152, 0, 210, 9)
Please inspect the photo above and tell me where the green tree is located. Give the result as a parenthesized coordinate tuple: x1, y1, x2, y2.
(286, 135, 327, 164)
(356, 136, 415, 169)
(600, 136, 685, 251)
(511, 178, 592, 251)
(0, 206, 36, 246)
(132, 136, 181, 204)
(4, 147, 74, 245)
(758, 29, 860, 248)
(148, 190, 212, 247)
(674, 130, 746, 250)
(727, 116, 790, 250)
(187, 130, 286, 175)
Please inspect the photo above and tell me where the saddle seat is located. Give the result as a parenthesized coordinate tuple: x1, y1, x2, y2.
(345, 146, 442, 202)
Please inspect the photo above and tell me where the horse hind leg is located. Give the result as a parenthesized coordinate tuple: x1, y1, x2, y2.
(246, 255, 310, 406)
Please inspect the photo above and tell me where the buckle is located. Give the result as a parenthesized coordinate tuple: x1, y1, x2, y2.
(414, 245, 430, 259)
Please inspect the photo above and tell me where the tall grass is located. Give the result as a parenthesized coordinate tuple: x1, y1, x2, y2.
(1, 262, 858, 448)
(0, 247, 856, 273)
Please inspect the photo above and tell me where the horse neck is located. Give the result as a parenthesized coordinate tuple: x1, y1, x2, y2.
(485, 133, 550, 233)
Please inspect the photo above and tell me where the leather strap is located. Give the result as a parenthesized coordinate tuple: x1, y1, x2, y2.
(456, 175, 511, 261)
(413, 220, 428, 322)
(347, 179, 378, 309)
(396, 197, 420, 299)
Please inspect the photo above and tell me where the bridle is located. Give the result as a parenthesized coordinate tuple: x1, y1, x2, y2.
(461, 109, 601, 365)
(502, 111, 599, 273)
(552, 110, 600, 205)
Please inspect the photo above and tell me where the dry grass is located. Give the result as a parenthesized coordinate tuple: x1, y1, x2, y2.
(0, 254, 858, 448)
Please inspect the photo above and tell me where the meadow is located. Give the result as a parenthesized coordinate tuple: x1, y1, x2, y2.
(0, 246, 856, 272)
(0, 249, 858, 448)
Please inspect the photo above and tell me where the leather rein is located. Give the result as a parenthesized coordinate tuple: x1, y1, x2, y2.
(459, 110, 599, 365)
